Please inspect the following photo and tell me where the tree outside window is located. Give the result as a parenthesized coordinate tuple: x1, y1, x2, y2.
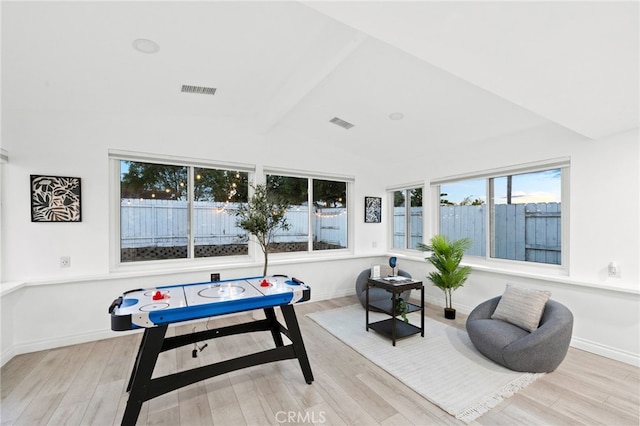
(266, 174, 348, 252)
(119, 160, 249, 262)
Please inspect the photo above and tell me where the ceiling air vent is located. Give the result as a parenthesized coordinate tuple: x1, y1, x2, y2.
(329, 117, 354, 130)
(181, 85, 217, 95)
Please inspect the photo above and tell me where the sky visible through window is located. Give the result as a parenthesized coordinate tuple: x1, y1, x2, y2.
(122, 162, 560, 206)
(441, 169, 561, 205)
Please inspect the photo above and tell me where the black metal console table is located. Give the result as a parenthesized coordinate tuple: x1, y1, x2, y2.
(366, 277, 424, 346)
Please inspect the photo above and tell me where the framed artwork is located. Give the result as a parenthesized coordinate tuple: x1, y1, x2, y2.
(364, 196, 382, 223)
(30, 175, 82, 222)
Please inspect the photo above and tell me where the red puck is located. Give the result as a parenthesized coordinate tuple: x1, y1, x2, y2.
(260, 279, 270, 287)
(152, 290, 163, 300)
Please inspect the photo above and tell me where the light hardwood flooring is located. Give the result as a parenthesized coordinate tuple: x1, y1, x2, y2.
(1, 295, 638, 425)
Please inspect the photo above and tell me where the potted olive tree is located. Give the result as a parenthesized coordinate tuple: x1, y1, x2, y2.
(418, 235, 472, 320)
(234, 183, 291, 277)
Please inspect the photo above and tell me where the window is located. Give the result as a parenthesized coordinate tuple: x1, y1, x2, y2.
(439, 179, 486, 257)
(116, 155, 250, 263)
(391, 186, 423, 250)
(312, 178, 348, 250)
(434, 160, 568, 266)
(266, 173, 349, 252)
(266, 175, 309, 252)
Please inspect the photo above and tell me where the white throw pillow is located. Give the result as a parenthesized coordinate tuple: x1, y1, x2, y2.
(491, 284, 551, 332)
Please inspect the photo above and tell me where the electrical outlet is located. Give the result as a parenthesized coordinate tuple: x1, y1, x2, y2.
(60, 256, 71, 268)
(608, 261, 621, 278)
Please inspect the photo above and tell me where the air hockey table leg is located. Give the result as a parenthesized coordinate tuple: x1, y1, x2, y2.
(122, 325, 167, 425)
(126, 330, 148, 392)
(280, 304, 314, 384)
(263, 307, 285, 347)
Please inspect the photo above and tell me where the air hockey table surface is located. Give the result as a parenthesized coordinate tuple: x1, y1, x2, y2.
(110, 274, 309, 331)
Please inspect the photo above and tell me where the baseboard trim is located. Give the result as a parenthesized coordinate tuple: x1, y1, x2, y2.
(417, 295, 640, 368)
(571, 336, 639, 367)
(1, 346, 17, 367)
(1, 329, 122, 367)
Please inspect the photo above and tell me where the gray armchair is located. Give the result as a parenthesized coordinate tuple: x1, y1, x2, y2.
(466, 296, 573, 373)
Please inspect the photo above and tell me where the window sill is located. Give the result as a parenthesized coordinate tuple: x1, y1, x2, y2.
(464, 262, 639, 295)
(388, 251, 640, 295)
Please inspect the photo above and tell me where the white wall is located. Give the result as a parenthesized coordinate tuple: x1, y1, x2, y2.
(0, 111, 390, 281)
(386, 124, 640, 364)
(395, 124, 639, 290)
(1, 110, 638, 367)
(0, 109, 396, 364)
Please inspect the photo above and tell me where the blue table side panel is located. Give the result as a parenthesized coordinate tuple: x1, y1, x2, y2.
(145, 292, 294, 327)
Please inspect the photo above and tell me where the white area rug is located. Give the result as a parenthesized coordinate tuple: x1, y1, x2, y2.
(307, 304, 543, 423)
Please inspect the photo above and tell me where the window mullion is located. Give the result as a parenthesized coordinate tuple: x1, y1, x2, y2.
(561, 167, 570, 269)
(405, 190, 411, 249)
(188, 167, 194, 259)
(308, 178, 313, 252)
(113, 160, 122, 266)
(487, 178, 494, 261)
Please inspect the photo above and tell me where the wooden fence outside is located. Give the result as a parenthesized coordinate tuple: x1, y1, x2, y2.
(120, 199, 347, 249)
(121, 200, 560, 264)
(436, 202, 561, 264)
(392, 209, 424, 249)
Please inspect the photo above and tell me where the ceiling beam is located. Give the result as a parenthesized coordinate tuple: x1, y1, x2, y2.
(256, 32, 368, 134)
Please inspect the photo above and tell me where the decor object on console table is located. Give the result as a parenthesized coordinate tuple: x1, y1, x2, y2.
(387, 257, 407, 321)
(355, 267, 412, 312)
(388, 256, 397, 275)
(417, 235, 472, 319)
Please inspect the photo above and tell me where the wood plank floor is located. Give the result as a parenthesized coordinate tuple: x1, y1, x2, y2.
(1, 295, 638, 425)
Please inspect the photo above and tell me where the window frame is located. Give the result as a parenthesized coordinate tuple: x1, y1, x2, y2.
(387, 181, 425, 253)
(431, 158, 570, 274)
(109, 150, 256, 270)
(263, 166, 354, 256)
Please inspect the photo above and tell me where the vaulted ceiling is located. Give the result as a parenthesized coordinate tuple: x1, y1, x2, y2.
(2, 1, 638, 160)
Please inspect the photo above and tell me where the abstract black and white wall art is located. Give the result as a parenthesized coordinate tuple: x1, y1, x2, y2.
(30, 175, 82, 222)
(364, 196, 382, 223)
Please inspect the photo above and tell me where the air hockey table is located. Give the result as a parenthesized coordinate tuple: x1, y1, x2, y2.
(109, 274, 313, 425)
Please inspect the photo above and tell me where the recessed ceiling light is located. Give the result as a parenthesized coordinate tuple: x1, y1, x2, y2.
(132, 38, 160, 54)
(389, 112, 404, 120)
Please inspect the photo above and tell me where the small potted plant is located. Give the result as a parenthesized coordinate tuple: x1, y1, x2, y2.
(395, 297, 409, 323)
(418, 235, 472, 320)
(234, 183, 291, 277)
